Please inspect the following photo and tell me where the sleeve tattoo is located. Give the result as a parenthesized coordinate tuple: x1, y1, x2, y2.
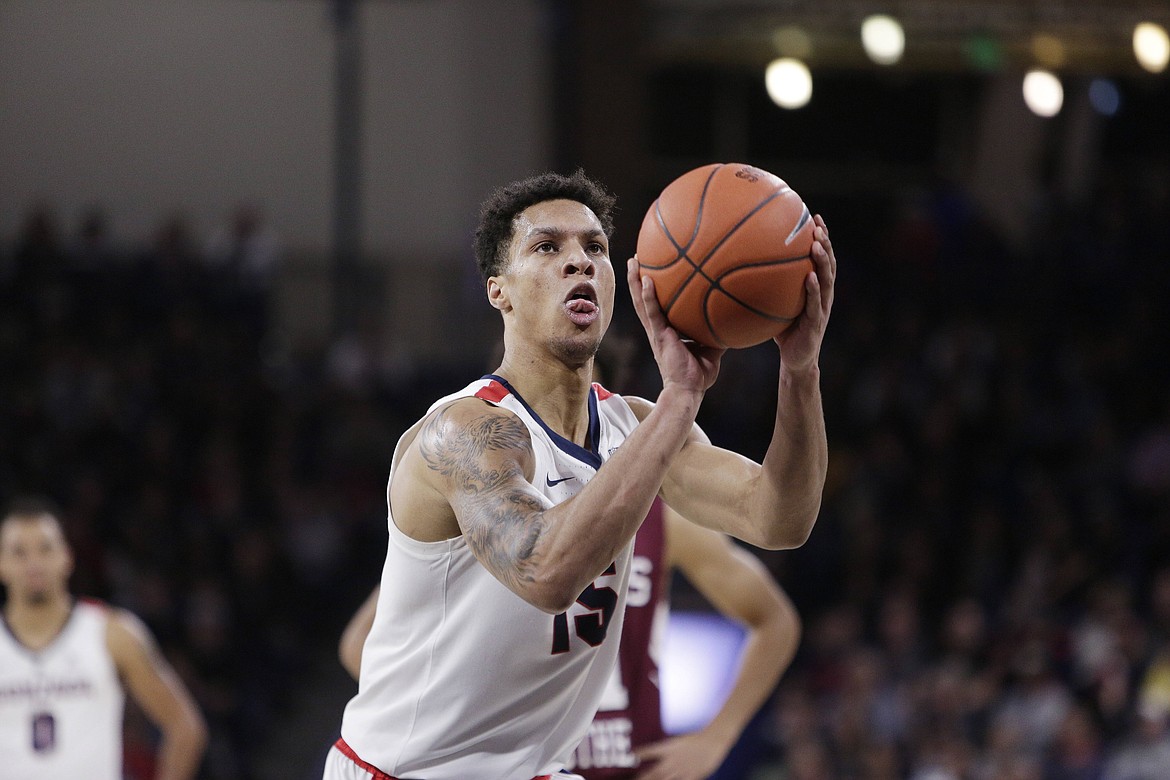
(419, 407, 548, 587)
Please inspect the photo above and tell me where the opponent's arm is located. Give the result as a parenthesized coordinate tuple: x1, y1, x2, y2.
(628, 216, 835, 549)
(339, 587, 379, 680)
(107, 610, 208, 780)
(635, 506, 800, 780)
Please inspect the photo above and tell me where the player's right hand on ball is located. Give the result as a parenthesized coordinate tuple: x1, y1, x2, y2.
(627, 257, 724, 398)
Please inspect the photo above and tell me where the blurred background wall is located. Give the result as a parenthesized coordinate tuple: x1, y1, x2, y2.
(0, 0, 550, 256)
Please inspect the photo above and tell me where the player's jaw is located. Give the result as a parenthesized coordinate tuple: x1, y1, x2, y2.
(20, 586, 56, 607)
(2, 563, 62, 605)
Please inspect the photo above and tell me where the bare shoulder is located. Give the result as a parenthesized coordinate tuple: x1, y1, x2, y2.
(392, 397, 537, 540)
(104, 607, 159, 665)
(414, 396, 536, 475)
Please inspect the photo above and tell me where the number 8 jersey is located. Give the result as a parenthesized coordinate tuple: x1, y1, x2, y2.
(338, 375, 642, 780)
(0, 599, 125, 780)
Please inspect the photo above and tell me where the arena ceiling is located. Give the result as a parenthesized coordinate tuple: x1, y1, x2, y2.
(645, 0, 1170, 74)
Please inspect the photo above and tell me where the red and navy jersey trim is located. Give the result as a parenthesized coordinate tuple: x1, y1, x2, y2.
(474, 379, 510, 404)
(479, 374, 605, 470)
(592, 382, 615, 401)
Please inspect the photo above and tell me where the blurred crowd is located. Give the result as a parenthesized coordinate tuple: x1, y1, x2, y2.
(2, 161, 1168, 779)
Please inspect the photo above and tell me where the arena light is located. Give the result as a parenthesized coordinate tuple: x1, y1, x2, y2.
(765, 57, 813, 109)
(1133, 22, 1170, 73)
(861, 15, 905, 65)
(1022, 69, 1063, 117)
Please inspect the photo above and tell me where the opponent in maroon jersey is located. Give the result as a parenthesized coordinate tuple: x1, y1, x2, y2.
(569, 498, 800, 780)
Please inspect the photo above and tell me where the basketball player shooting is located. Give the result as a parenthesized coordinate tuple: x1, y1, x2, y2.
(323, 169, 835, 780)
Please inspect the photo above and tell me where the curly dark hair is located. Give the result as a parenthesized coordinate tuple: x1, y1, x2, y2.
(473, 169, 617, 283)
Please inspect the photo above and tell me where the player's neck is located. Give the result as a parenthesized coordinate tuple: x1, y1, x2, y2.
(4, 592, 73, 649)
(494, 352, 594, 447)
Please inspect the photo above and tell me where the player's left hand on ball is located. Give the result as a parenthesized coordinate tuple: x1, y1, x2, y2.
(774, 214, 835, 373)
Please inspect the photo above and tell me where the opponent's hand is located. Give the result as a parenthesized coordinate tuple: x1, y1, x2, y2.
(627, 258, 724, 398)
(774, 214, 835, 373)
(633, 731, 730, 780)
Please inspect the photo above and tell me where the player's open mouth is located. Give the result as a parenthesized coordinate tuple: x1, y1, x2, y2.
(564, 284, 599, 326)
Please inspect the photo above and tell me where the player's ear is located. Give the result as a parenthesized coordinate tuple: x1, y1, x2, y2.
(487, 276, 511, 312)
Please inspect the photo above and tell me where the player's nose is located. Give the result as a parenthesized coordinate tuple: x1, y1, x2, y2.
(562, 244, 595, 276)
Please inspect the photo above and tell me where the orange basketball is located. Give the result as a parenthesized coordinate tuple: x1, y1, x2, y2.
(636, 163, 815, 349)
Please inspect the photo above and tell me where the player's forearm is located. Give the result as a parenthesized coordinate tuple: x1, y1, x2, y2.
(753, 364, 827, 548)
(702, 608, 799, 752)
(154, 717, 209, 780)
(533, 387, 700, 609)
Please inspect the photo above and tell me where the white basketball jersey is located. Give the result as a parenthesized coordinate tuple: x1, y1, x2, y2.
(0, 599, 125, 780)
(339, 375, 641, 779)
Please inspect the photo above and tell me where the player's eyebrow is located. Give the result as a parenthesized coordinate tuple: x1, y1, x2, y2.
(525, 226, 605, 242)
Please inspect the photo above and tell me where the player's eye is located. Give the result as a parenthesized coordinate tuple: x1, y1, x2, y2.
(535, 241, 557, 253)
(587, 242, 605, 254)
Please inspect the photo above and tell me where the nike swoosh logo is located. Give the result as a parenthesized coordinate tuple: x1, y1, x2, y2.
(545, 474, 575, 487)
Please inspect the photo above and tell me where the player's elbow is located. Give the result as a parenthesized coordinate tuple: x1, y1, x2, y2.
(525, 558, 606, 614)
(526, 591, 575, 617)
(754, 588, 802, 672)
(756, 512, 817, 550)
(775, 595, 802, 650)
(519, 544, 612, 613)
(525, 576, 583, 614)
(192, 717, 211, 755)
(170, 707, 210, 759)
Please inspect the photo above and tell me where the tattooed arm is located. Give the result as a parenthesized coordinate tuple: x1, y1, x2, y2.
(413, 400, 551, 597)
(393, 389, 701, 613)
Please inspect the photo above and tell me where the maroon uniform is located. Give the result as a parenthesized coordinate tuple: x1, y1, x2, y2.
(570, 498, 669, 779)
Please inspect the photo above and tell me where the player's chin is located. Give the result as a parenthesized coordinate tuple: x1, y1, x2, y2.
(552, 331, 604, 364)
(25, 589, 53, 605)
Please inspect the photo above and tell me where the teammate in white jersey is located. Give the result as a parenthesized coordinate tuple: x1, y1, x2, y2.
(0, 498, 208, 780)
(324, 169, 835, 780)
